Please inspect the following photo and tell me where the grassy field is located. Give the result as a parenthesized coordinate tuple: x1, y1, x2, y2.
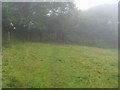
(3, 42, 118, 88)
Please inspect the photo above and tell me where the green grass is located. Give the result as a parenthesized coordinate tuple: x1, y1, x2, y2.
(3, 42, 118, 88)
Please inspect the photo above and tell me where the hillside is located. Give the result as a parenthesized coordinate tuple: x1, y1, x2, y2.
(3, 42, 118, 88)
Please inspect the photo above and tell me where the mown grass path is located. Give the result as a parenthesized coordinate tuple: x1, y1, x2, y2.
(3, 42, 118, 88)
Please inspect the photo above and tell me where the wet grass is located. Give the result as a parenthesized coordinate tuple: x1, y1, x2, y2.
(3, 42, 118, 88)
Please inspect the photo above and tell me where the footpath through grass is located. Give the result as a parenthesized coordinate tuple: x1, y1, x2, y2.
(3, 42, 118, 88)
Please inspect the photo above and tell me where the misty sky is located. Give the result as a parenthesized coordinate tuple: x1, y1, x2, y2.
(74, 0, 119, 10)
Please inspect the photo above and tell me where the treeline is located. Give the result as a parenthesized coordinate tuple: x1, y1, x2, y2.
(3, 2, 118, 48)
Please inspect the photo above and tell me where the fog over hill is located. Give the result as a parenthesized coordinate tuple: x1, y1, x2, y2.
(73, 4, 118, 48)
(81, 4, 118, 22)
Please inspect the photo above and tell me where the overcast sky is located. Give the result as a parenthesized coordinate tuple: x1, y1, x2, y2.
(74, 0, 119, 10)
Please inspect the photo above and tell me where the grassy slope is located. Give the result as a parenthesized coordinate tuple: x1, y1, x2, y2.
(3, 42, 118, 88)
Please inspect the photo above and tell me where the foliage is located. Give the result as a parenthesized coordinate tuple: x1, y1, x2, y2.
(2, 2, 118, 48)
